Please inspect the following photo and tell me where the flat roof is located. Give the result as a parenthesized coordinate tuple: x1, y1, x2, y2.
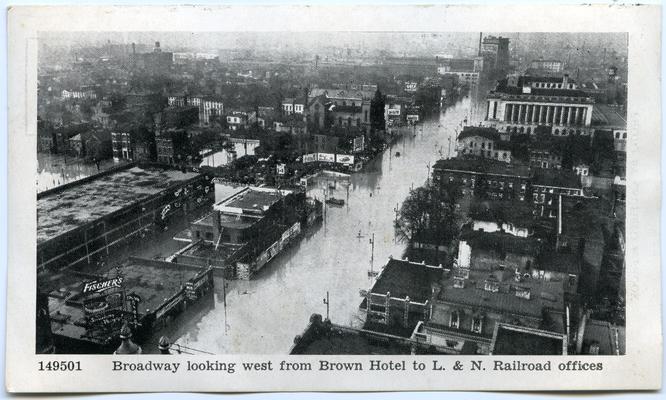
(370, 259, 443, 304)
(492, 324, 566, 355)
(437, 269, 565, 319)
(214, 186, 292, 214)
(38, 166, 199, 244)
(49, 260, 200, 326)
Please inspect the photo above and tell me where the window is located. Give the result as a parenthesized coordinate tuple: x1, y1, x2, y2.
(205, 232, 214, 241)
(622, 132, 627, 139)
(471, 317, 483, 334)
(364, 110, 369, 122)
(481, 142, 485, 149)
(450, 311, 460, 329)
(484, 279, 499, 292)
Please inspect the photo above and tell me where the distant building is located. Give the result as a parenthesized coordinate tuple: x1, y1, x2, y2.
(478, 35, 510, 71)
(226, 112, 248, 130)
(437, 57, 484, 85)
(132, 41, 173, 74)
(528, 59, 564, 74)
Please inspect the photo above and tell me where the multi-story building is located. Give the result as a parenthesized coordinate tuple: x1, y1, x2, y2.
(282, 97, 306, 115)
(478, 35, 510, 71)
(483, 75, 595, 137)
(200, 98, 224, 126)
(433, 159, 531, 202)
(411, 265, 567, 355)
(456, 126, 512, 163)
(437, 57, 484, 85)
(531, 169, 584, 218)
(226, 112, 248, 131)
(529, 59, 564, 74)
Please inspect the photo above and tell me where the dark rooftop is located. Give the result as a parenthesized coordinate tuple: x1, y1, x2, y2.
(458, 126, 501, 142)
(532, 169, 581, 189)
(462, 230, 542, 257)
(370, 259, 443, 304)
(536, 251, 581, 276)
(492, 324, 566, 355)
(469, 199, 538, 228)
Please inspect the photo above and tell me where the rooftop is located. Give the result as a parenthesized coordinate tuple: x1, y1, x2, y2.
(591, 104, 627, 128)
(532, 169, 581, 189)
(469, 199, 538, 228)
(582, 319, 625, 355)
(37, 166, 199, 244)
(214, 186, 292, 215)
(458, 126, 501, 142)
(491, 324, 566, 355)
(433, 158, 531, 178)
(370, 258, 444, 304)
(49, 259, 200, 329)
(463, 230, 542, 258)
(436, 269, 565, 319)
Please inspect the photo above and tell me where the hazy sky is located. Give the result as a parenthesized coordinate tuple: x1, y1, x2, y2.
(39, 31, 627, 59)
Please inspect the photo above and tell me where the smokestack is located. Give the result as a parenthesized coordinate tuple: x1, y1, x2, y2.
(132, 42, 136, 55)
(478, 32, 483, 56)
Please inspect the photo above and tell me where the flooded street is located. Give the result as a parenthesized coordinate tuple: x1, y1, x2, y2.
(165, 97, 474, 354)
(36, 153, 121, 193)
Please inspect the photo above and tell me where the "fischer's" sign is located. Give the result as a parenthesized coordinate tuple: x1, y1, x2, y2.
(82, 277, 124, 294)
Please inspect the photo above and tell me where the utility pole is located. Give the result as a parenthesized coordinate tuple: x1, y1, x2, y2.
(368, 233, 377, 277)
(323, 291, 330, 320)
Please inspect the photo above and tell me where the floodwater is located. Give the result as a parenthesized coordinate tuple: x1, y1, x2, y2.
(36, 153, 121, 193)
(162, 97, 475, 354)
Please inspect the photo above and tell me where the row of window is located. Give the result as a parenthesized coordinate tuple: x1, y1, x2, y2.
(449, 311, 483, 334)
(532, 82, 576, 89)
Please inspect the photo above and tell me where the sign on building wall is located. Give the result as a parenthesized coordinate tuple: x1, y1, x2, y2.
(302, 153, 316, 163)
(353, 136, 365, 153)
(335, 154, 355, 165)
(317, 153, 335, 163)
(276, 164, 286, 175)
(387, 108, 401, 116)
(407, 114, 420, 122)
(404, 82, 418, 92)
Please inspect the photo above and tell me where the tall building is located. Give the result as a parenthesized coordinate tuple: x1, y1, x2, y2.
(478, 35, 510, 71)
(483, 74, 595, 136)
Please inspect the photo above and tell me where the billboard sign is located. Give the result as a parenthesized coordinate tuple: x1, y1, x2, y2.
(82, 277, 124, 294)
(404, 81, 418, 92)
(335, 154, 355, 165)
(276, 164, 286, 175)
(407, 114, 420, 122)
(302, 153, 317, 163)
(353, 136, 365, 153)
(317, 153, 335, 163)
(387, 108, 401, 116)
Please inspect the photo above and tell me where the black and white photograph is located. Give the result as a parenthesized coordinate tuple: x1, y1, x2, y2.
(6, 4, 662, 393)
(35, 29, 628, 357)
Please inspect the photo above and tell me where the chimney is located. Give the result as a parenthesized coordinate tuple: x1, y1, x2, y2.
(131, 42, 136, 55)
(478, 32, 483, 56)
